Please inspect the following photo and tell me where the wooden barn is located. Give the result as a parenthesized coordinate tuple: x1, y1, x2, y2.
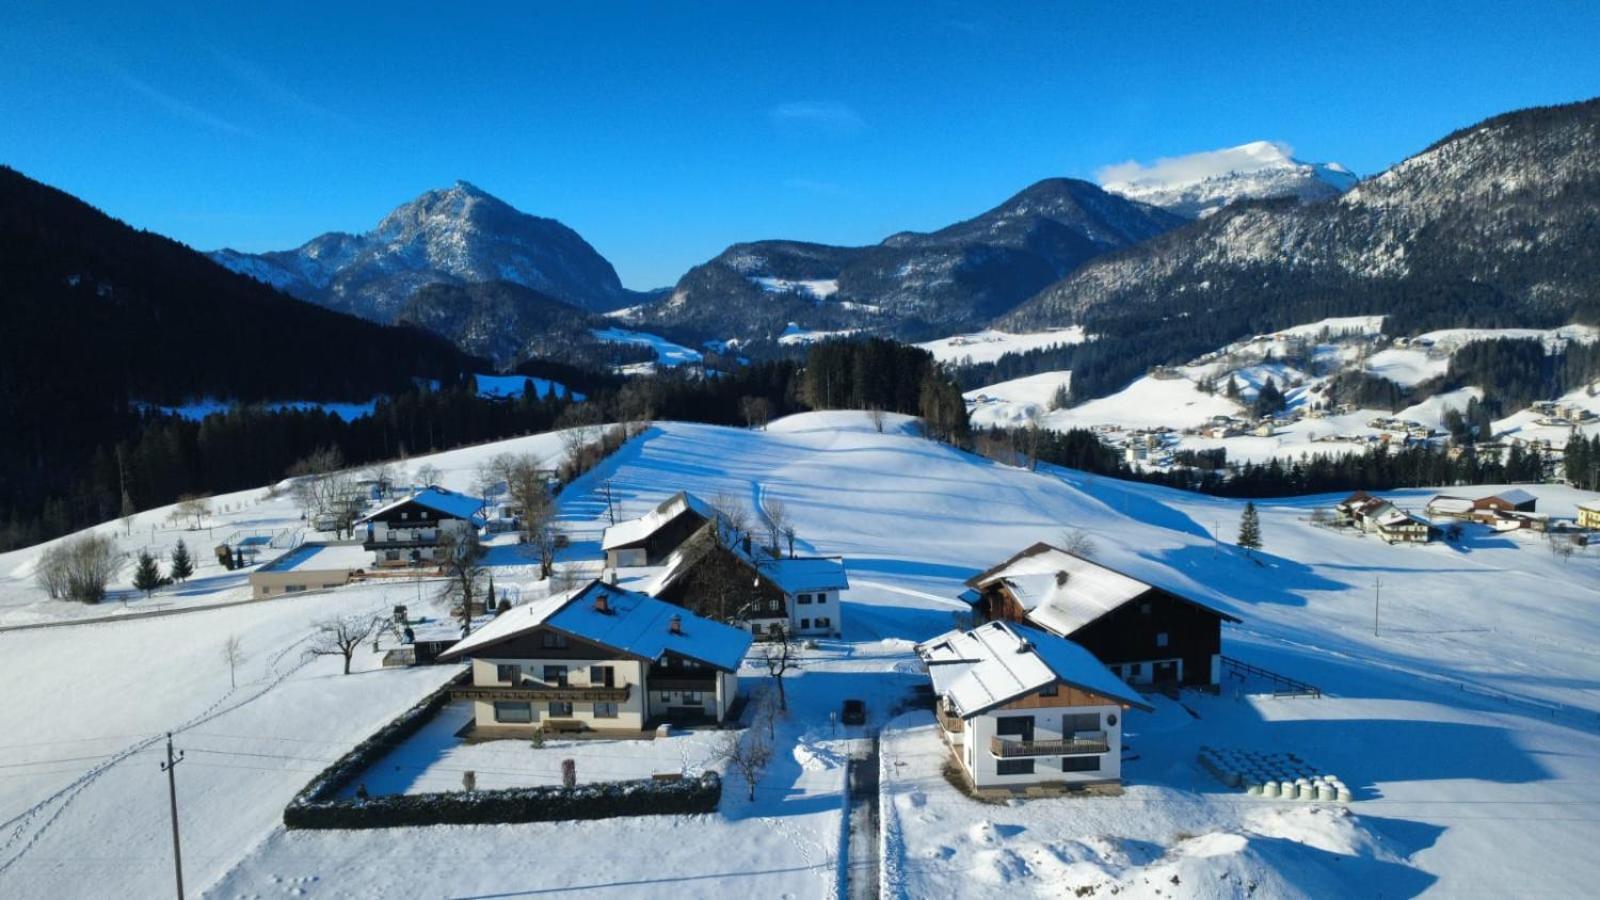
(601, 492, 715, 568)
(965, 542, 1240, 688)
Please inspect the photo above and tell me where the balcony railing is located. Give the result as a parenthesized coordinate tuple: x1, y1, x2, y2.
(453, 683, 631, 703)
(989, 731, 1108, 758)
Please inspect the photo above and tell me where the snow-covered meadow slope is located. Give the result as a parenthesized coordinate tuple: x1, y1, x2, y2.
(1, 412, 1598, 898)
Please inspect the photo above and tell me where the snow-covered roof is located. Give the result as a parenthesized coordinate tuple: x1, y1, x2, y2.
(1374, 508, 1424, 528)
(968, 543, 1239, 635)
(356, 488, 486, 527)
(439, 580, 751, 671)
(1426, 496, 1474, 514)
(1579, 499, 1600, 513)
(915, 621, 1150, 716)
(760, 556, 849, 594)
(601, 491, 715, 551)
(1491, 488, 1537, 507)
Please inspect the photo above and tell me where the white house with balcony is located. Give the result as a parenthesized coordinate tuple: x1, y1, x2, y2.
(437, 580, 752, 737)
(354, 487, 486, 567)
(916, 620, 1152, 791)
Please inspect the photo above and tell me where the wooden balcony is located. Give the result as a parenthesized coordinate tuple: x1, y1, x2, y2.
(936, 708, 966, 735)
(989, 732, 1108, 758)
(453, 683, 632, 703)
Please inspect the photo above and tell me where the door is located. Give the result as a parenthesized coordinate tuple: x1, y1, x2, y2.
(1153, 660, 1179, 683)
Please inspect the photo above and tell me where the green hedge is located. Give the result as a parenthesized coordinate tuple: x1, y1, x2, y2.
(285, 771, 722, 830)
(283, 670, 722, 829)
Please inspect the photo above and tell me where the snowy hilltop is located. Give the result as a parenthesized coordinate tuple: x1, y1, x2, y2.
(1099, 140, 1358, 218)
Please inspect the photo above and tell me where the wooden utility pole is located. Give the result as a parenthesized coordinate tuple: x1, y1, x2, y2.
(160, 732, 185, 899)
(1373, 576, 1382, 637)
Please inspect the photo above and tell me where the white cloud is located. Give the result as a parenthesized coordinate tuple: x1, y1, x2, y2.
(119, 72, 251, 137)
(769, 101, 865, 135)
(1097, 141, 1297, 189)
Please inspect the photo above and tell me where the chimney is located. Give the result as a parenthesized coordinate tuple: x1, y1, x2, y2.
(606, 569, 619, 586)
(594, 592, 611, 614)
(1055, 570, 1070, 587)
(668, 614, 682, 636)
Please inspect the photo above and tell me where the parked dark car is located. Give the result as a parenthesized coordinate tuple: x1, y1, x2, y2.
(841, 698, 866, 725)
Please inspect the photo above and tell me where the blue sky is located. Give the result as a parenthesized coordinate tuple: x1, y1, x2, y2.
(3, 2, 1597, 289)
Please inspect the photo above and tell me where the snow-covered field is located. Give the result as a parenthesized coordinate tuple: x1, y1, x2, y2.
(918, 327, 1088, 365)
(3, 411, 1600, 897)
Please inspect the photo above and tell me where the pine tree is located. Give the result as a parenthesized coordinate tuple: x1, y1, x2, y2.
(169, 539, 194, 582)
(133, 551, 163, 598)
(1238, 502, 1263, 553)
(1225, 376, 1241, 401)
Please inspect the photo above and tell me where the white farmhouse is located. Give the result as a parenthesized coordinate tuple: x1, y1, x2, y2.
(438, 580, 751, 737)
(917, 620, 1151, 792)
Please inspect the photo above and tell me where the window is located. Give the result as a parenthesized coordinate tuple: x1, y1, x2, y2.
(996, 759, 1034, 776)
(493, 702, 532, 723)
(541, 631, 568, 649)
(1155, 632, 1169, 648)
(798, 593, 812, 604)
(750, 623, 763, 636)
(1064, 712, 1099, 734)
(385, 550, 400, 561)
(590, 665, 615, 687)
(593, 702, 619, 719)
(814, 617, 831, 629)
(1039, 683, 1058, 697)
(285, 584, 306, 593)
(1061, 756, 1100, 773)
(994, 716, 1033, 738)
(1140, 602, 1151, 616)
(814, 594, 827, 605)
(767, 598, 784, 613)
(800, 619, 811, 630)
(543, 665, 568, 686)
(683, 691, 703, 704)
(657, 691, 672, 703)
(496, 664, 520, 684)
(1130, 663, 1142, 677)
(548, 701, 573, 717)
(401, 512, 409, 521)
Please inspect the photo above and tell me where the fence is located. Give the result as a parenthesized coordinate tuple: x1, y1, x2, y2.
(1221, 655, 1322, 698)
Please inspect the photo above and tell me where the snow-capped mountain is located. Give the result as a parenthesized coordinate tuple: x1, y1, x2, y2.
(1099, 140, 1358, 218)
(995, 98, 1600, 402)
(635, 178, 1184, 342)
(211, 181, 642, 324)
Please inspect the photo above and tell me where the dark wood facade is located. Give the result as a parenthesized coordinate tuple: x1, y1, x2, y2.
(617, 510, 711, 566)
(653, 534, 789, 623)
(976, 583, 1229, 688)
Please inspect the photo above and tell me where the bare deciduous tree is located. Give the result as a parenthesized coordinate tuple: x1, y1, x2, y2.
(415, 463, 442, 489)
(1061, 528, 1097, 558)
(718, 725, 774, 802)
(170, 494, 213, 530)
(44, 534, 123, 603)
(759, 625, 799, 711)
(503, 454, 561, 578)
(710, 492, 752, 547)
(309, 615, 377, 675)
(739, 396, 772, 430)
(438, 527, 486, 633)
(222, 635, 244, 689)
(35, 542, 71, 600)
(759, 496, 789, 557)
